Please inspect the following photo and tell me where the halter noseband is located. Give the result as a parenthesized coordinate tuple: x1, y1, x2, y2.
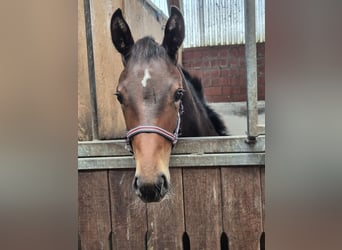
(126, 103, 183, 153)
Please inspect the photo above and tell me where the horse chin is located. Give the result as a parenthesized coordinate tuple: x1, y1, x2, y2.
(138, 189, 166, 203)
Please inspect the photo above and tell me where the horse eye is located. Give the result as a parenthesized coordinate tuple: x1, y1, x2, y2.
(174, 88, 184, 102)
(114, 92, 123, 104)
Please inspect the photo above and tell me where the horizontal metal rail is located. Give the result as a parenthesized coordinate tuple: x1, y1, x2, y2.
(78, 135, 265, 170)
(79, 135, 265, 157)
(79, 152, 264, 170)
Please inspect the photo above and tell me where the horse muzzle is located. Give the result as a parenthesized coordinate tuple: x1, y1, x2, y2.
(129, 133, 172, 202)
(132, 174, 169, 202)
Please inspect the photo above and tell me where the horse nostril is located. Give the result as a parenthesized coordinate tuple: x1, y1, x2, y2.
(158, 174, 169, 193)
(132, 176, 139, 191)
(161, 174, 168, 188)
(132, 174, 169, 202)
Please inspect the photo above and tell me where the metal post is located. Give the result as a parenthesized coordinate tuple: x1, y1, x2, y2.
(244, 0, 258, 142)
(84, 0, 99, 140)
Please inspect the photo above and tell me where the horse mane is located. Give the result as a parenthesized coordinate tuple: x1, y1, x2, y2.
(181, 68, 228, 136)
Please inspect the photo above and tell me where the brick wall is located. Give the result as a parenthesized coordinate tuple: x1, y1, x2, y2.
(182, 43, 265, 102)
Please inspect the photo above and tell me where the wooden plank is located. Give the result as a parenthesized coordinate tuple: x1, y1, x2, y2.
(108, 169, 147, 250)
(78, 153, 265, 170)
(183, 168, 222, 249)
(78, 136, 265, 157)
(89, 0, 126, 139)
(261, 167, 265, 232)
(124, 0, 166, 44)
(78, 171, 111, 250)
(221, 166, 263, 250)
(78, 0, 93, 141)
(78, 139, 130, 157)
(146, 168, 185, 250)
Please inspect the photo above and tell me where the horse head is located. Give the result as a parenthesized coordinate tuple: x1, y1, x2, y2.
(110, 7, 185, 202)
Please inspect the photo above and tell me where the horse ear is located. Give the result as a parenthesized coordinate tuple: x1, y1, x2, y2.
(162, 6, 185, 63)
(110, 8, 134, 63)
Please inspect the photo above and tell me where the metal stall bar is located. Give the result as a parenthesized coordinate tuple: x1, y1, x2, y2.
(244, 0, 260, 142)
(84, 0, 99, 140)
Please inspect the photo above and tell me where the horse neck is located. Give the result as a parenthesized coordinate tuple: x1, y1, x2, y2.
(180, 79, 219, 137)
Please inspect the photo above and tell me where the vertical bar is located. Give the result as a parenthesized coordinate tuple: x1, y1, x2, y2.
(244, 0, 258, 141)
(198, 0, 205, 46)
(84, 0, 99, 140)
(78, 0, 93, 141)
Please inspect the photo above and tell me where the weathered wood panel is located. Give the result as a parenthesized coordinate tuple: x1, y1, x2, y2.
(124, 0, 167, 44)
(260, 167, 265, 249)
(89, 0, 126, 139)
(221, 167, 263, 250)
(183, 168, 222, 250)
(79, 165, 265, 249)
(78, 171, 111, 250)
(108, 169, 147, 250)
(261, 167, 265, 233)
(78, 0, 93, 141)
(146, 168, 185, 250)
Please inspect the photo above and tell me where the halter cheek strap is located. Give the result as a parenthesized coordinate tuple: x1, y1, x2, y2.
(126, 103, 183, 154)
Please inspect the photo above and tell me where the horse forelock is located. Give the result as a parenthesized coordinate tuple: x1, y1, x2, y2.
(129, 36, 168, 63)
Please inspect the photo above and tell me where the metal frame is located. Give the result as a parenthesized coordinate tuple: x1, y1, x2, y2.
(78, 135, 264, 170)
